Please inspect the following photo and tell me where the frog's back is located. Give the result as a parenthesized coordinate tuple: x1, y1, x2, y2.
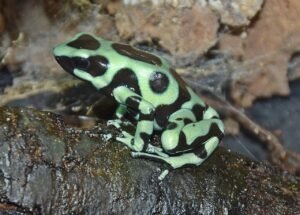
(96, 38, 189, 107)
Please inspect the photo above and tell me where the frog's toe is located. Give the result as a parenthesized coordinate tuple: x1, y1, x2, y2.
(121, 130, 133, 138)
(158, 169, 169, 180)
(116, 136, 133, 146)
(131, 151, 139, 157)
(107, 119, 122, 128)
(146, 145, 169, 157)
(147, 144, 163, 152)
(116, 131, 134, 146)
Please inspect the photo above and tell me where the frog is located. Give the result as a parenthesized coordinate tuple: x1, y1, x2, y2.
(53, 33, 224, 180)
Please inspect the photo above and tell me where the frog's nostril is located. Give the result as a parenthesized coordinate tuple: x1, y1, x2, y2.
(55, 56, 61, 62)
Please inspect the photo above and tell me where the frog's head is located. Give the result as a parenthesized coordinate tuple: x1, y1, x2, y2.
(53, 33, 109, 82)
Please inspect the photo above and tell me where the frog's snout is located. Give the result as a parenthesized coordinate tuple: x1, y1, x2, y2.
(54, 56, 75, 75)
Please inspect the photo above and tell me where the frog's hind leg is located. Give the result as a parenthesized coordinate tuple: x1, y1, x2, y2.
(132, 136, 220, 180)
(154, 108, 224, 179)
(133, 135, 219, 166)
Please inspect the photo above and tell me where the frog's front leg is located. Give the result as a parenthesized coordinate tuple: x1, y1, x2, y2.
(107, 104, 128, 129)
(113, 86, 154, 152)
(115, 104, 127, 119)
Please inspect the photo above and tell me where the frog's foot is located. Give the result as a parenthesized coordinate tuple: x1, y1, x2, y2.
(146, 144, 169, 158)
(131, 151, 171, 180)
(107, 119, 123, 129)
(116, 130, 134, 147)
(131, 151, 206, 180)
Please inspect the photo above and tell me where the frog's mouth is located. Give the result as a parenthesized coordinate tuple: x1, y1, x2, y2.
(54, 56, 75, 75)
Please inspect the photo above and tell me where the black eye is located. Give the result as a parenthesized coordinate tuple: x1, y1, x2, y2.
(74, 58, 90, 70)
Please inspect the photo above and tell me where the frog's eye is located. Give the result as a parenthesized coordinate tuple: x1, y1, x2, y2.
(74, 58, 90, 70)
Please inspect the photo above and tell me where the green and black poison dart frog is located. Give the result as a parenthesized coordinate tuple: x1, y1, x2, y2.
(53, 33, 224, 180)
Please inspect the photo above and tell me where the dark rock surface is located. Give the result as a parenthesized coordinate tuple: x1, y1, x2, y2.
(0, 107, 299, 214)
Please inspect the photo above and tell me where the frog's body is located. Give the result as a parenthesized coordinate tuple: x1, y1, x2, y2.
(53, 33, 224, 179)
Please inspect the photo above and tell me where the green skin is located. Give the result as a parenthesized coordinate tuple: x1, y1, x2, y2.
(53, 33, 224, 180)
